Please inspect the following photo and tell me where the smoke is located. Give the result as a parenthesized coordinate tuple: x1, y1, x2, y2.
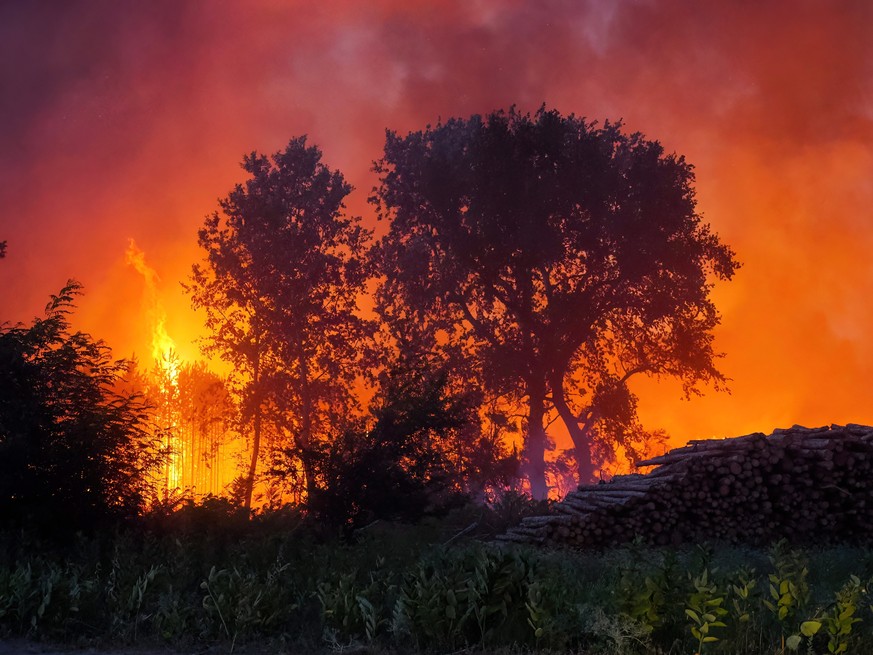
(0, 0, 871, 444)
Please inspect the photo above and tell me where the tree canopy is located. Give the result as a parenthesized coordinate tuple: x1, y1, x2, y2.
(0, 282, 161, 533)
(306, 360, 517, 531)
(186, 137, 373, 508)
(372, 107, 739, 497)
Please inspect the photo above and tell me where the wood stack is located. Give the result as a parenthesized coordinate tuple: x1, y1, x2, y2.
(498, 424, 873, 548)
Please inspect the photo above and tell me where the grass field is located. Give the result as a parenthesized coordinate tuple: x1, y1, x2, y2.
(3, 502, 873, 655)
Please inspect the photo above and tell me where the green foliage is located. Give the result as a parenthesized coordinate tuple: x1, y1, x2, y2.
(5, 525, 873, 654)
(0, 283, 162, 534)
(108, 561, 159, 641)
(200, 558, 298, 646)
(727, 566, 757, 625)
(795, 574, 865, 655)
(764, 541, 810, 625)
(825, 575, 863, 653)
(484, 489, 552, 534)
(616, 546, 686, 645)
(308, 364, 517, 531)
(393, 557, 471, 648)
(0, 559, 98, 639)
(318, 560, 394, 645)
(685, 568, 728, 654)
(762, 542, 812, 655)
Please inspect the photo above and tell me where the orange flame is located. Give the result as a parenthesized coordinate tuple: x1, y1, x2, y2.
(124, 239, 180, 384)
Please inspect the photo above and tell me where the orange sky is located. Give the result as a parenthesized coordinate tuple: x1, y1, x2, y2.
(1, 0, 871, 448)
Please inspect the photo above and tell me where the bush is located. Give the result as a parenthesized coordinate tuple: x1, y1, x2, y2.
(0, 283, 162, 536)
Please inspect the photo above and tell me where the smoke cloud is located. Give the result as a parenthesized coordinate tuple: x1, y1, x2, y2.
(1, 0, 871, 445)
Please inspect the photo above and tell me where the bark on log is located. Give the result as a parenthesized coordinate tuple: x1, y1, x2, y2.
(499, 423, 873, 549)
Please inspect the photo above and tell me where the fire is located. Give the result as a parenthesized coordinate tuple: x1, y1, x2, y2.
(124, 239, 245, 501)
(125, 239, 180, 384)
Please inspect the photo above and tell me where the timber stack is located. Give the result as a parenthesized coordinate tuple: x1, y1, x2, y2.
(498, 424, 873, 548)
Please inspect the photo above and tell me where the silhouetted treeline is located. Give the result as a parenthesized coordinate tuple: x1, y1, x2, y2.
(187, 106, 737, 504)
(0, 106, 738, 533)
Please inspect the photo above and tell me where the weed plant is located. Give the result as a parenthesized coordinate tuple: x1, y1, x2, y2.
(3, 504, 873, 654)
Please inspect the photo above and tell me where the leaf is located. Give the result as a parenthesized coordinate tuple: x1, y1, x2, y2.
(786, 634, 802, 651)
(702, 636, 718, 643)
(800, 620, 821, 637)
(685, 609, 700, 623)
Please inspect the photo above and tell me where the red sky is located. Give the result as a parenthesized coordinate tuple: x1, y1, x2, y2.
(1, 0, 871, 447)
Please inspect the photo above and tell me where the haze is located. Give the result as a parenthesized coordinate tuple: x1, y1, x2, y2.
(1, 0, 871, 448)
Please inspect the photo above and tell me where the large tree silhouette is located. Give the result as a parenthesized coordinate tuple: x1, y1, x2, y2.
(186, 137, 372, 509)
(373, 108, 738, 498)
(0, 282, 161, 533)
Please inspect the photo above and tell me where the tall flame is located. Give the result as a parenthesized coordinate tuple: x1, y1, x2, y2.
(125, 238, 180, 384)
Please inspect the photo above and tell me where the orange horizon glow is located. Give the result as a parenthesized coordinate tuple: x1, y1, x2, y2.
(1, 1, 871, 478)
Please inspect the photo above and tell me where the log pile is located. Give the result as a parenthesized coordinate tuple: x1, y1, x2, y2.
(498, 424, 873, 548)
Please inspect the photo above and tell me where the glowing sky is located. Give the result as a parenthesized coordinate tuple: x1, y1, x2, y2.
(1, 0, 871, 446)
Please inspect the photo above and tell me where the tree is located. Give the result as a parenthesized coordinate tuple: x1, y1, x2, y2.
(0, 282, 162, 533)
(372, 107, 738, 498)
(306, 361, 517, 532)
(175, 362, 237, 496)
(122, 358, 239, 498)
(186, 137, 373, 509)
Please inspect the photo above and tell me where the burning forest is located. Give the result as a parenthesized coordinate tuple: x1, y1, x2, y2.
(1, 2, 872, 653)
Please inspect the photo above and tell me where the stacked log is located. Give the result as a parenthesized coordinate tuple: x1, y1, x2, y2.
(498, 424, 873, 548)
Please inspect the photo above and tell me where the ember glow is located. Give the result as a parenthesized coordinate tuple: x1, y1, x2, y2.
(1, 0, 871, 482)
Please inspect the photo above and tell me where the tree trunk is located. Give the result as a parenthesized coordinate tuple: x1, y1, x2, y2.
(243, 343, 261, 511)
(299, 450, 317, 501)
(550, 372, 597, 485)
(297, 349, 319, 500)
(244, 406, 261, 511)
(523, 378, 549, 500)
